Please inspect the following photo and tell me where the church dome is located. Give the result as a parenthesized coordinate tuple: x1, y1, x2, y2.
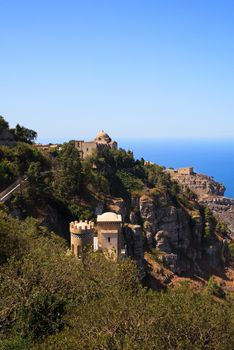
(95, 130, 111, 143)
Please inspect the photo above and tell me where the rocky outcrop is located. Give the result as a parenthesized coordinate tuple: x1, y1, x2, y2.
(124, 224, 144, 264)
(102, 191, 230, 275)
(170, 171, 234, 239)
(105, 197, 127, 220)
(170, 172, 225, 198)
(139, 194, 205, 274)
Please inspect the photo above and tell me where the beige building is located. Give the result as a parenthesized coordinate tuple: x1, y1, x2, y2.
(70, 212, 124, 260)
(165, 167, 194, 176)
(75, 131, 118, 160)
(70, 220, 94, 259)
(97, 212, 123, 260)
(177, 167, 194, 175)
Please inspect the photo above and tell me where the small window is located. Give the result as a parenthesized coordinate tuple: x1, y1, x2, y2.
(108, 237, 111, 243)
(87, 148, 89, 152)
(71, 244, 74, 254)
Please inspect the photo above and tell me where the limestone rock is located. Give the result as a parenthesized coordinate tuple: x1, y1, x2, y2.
(162, 253, 178, 273)
(155, 230, 171, 253)
(129, 211, 138, 225)
(105, 197, 127, 220)
(170, 171, 234, 239)
(125, 224, 144, 264)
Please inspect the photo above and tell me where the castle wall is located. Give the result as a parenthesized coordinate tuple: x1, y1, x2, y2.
(75, 141, 97, 160)
(82, 142, 98, 159)
(177, 167, 194, 175)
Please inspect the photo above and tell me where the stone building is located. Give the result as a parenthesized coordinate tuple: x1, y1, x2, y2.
(70, 220, 94, 259)
(96, 212, 123, 260)
(70, 212, 125, 261)
(177, 167, 194, 175)
(35, 143, 62, 152)
(165, 167, 194, 176)
(75, 130, 118, 160)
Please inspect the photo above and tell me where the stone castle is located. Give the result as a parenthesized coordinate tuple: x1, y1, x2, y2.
(70, 211, 144, 264)
(70, 212, 125, 261)
(166, 167, 194, 176)
(75, 130, 118, 160)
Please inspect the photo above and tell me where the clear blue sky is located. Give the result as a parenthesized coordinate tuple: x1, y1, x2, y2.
(1, 0, 234, 143)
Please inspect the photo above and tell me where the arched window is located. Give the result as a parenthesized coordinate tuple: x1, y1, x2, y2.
(71, 244, 74, 254)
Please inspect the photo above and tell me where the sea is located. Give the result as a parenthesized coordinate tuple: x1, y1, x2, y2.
(120, 139, 234, 198)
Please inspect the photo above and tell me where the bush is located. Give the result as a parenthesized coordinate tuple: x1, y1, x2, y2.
(206, 276, 225, 299)
(116, 170, 144, 194)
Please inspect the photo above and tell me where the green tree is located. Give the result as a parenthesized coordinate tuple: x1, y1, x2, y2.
(12, 124, 37, 144)
(0, 116, 9, 133)
(52, 141, 82, 202)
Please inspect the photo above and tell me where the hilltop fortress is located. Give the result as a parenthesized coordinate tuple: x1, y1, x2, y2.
(165, 167, 194, 176)
(75, 130, 118, 160)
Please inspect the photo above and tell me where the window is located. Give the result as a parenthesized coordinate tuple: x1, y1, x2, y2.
(108, 237, 111, 243)
(87, 148, 89, 152)
(71, 244, 74, 254)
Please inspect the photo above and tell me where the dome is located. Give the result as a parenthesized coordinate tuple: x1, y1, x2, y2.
(97, 212, 122, 223)
(95, 130, 111, 143)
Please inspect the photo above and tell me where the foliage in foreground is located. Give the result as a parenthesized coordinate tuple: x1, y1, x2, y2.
(0, 210, 233, 350)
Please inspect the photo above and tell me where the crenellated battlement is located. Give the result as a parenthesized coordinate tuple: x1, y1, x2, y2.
(70, 220, 95, 234)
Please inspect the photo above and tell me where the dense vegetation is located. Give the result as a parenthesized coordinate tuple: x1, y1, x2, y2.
(0, 209, 233, 350)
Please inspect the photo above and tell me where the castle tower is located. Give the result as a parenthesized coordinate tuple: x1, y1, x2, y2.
(96, 212, 123, 260)
(70, 220, 94, 258)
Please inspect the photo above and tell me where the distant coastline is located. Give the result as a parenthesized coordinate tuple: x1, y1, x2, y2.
(119, 139, 234, 198)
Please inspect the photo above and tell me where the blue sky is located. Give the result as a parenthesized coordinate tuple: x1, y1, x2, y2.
(1, 0, 234, 143)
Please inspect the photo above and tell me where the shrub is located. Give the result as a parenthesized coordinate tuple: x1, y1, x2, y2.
(206, 276, 225, 299)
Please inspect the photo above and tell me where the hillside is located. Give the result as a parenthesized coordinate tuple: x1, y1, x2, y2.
(1, 118, 233, 279)
(0, 116, 234, 348)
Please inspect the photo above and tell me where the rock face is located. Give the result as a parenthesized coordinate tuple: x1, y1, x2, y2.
(139, 194, 204, 274)
(104, 191, 230, 275)
(170, 171, 234, 239)
(170, 172, 225, 198)
(105, 197, 127, 220)
(124, 224, 144, 264)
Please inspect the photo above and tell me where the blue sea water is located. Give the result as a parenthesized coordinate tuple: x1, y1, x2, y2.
(120, 139, 234, 198)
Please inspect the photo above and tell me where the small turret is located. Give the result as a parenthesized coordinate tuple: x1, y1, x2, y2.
(70, 220, 94, 258)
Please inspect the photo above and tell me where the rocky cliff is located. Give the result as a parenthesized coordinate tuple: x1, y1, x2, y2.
(93, 190, 231, 280)
(170, 171, 234, 239)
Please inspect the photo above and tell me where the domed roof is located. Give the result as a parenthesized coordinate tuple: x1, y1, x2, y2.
(97, 212, 122, 223)
(95, 130, 111, 143)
